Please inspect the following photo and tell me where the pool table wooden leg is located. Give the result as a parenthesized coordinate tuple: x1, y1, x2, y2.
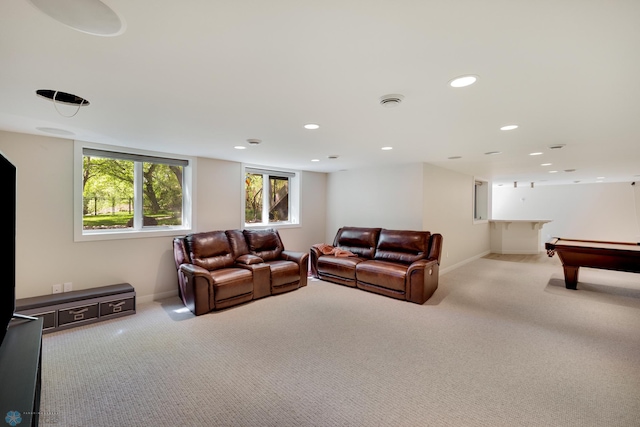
(563, 265, 579, 290)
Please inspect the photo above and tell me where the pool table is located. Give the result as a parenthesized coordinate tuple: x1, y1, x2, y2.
(545, 237, 640, 289)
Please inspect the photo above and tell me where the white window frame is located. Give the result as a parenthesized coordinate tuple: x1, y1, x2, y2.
(242, 164, 300, 229)
(74, 141, 196, 241)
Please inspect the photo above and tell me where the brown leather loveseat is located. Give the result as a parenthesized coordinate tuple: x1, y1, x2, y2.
(173, 228, 308, 315)
(310, 227, 443, 304)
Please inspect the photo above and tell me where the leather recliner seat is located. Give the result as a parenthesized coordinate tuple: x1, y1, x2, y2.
(174, 228, 308, 316)
(311, 227, 443, 304)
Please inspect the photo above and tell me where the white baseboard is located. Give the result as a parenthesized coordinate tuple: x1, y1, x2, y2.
(440, 250, 491, 275)
(137, 289, 179, 304)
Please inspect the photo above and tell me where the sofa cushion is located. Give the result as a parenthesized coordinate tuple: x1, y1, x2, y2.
(210, 268, 254, 301)
(243, 229, 284, 261)
(226, 229, 250, 258)
(266, 260, 300, 288)
(186, 231, 235, 271)
(317, 256, 365, 280)
(356, 260, 408, 292)
(374, 229, 430, 265)
(333, 227, 381, 259)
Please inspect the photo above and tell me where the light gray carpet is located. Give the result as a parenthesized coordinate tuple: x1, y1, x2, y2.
(40, 258, 640, 426)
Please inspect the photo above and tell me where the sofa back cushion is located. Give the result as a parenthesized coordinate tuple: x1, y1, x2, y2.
(226, 229, 250, 257)
(243, 229, 284, 261)
(333, 227, 381, 259)
(374, 229, 431, 265)
(186, 231, 235, 271)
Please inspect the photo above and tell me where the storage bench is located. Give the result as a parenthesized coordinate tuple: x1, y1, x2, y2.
(15, 283, 136, 333)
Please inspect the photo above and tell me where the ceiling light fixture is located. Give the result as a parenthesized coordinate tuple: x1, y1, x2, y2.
(449, 75, 478, 88)
(304, 124, 320, 130)
(500, 125, 519, 131)
(27, 0, 125, 36)
(36, 89, 90, 118)
(541, 163, 552, 166)
(529, 152, 543, 156)
(311, 159, 320, 162)
(234, 146, 246, 150)
(379, 94, 404, 108)
(381, 147, 393, 151)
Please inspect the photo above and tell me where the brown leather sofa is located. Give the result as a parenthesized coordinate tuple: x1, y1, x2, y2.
(310, 227, 443, 304)
(173, 228, 308, 315)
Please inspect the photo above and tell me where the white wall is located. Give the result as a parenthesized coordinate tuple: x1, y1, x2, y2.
(0, 131, 326, 301)
(325, 162, 490, 272)
(325, 163, 424, 241)
(493, 183, 640, 243)
(422, 164, 490, 271)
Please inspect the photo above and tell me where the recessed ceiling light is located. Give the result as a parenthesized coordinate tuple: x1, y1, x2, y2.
(541, 163, 552, 166)
(597, 176, 605, 179)
(484, 151, 502, 155)
(381, 146, 393, 151)
(549, 170, 558, 174)
(500, 125, 519, 131)
(449, 75, 478, 88)
(304, 124, 320, 130)
(529, 152, 543, 156)
(234, 146, 246, 150)
(27, 0, 125, 36)
(311, 159, 320, 162)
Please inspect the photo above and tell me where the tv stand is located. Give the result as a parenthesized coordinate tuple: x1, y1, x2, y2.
(0, 317, 43, 427)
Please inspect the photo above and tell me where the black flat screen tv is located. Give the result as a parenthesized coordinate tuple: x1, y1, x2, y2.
(0, 151, 16, 347)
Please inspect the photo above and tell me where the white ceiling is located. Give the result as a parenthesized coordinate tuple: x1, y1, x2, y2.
(2, 1, 640, 186)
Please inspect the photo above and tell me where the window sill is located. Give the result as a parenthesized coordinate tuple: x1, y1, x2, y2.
(75, 226, 192, 242)
(244, 222, 301, 230)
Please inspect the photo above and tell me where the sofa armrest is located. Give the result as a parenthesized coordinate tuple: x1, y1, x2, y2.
(428, 233, 443, 265)
(282, 250, 310, 287)
(178, 264, 214, 316)
(235, 254, 264, 265)
(406, 259, 439, 304)
(309, 246, 323, 278)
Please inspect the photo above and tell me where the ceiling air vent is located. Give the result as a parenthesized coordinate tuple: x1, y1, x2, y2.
(379, 94, 404, 108)
(247, 139, 261, 145)
(548, 144, 566, 150)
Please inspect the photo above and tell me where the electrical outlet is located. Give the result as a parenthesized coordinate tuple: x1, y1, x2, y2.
(52, 284, 63, 294)
(63, 282, 73, 292)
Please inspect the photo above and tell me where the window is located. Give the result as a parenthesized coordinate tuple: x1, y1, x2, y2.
(75, 142, 193, 241)
(243, 166, 299, 227)
(473, 178, 489, 222)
